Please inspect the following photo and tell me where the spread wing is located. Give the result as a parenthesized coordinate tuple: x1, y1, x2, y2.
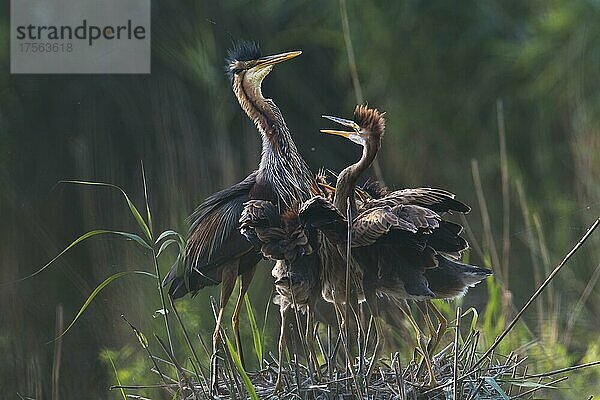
(352, 204, 441, 248)
(361, 187, 470, 214)
(163, 171, 258, 297)
(354, 187, 469, 254)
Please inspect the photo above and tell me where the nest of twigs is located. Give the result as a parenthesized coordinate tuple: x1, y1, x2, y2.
(114, 302, 590, 400)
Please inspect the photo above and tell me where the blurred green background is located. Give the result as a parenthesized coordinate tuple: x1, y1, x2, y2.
(1, 0, 599, 398)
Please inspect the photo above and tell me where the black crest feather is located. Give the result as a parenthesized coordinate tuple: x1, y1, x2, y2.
(225, 41, 261, 79)
(226, 41, 261, 65)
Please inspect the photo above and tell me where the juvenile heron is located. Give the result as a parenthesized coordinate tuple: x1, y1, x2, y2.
(163, 42, 317, 392)
(319, 105, 491, 378)
(319, 106, 490, 302)
(240, 195, 346, 392)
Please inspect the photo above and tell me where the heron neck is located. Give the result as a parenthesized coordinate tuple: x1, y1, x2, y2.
(333, 139, 379, 215)
(234, 75, 314, 207)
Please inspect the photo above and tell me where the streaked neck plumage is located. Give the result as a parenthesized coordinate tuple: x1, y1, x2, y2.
(232, 71, 314, 208)
(333, 137, 380, 216)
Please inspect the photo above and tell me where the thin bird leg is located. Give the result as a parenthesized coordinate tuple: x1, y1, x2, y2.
(400, 303, 437, 386)
(415, 301, 449, 383)
(211, 262, 237, 395)
(415, 301, 441, 385)
(365, 292, 382, 382)
(427, 300, 448, 355)
(274, 307, 287, 394)
(305, 305, 322, 380)
(416, 301, 436, 342)
(231, 265, 257, 368)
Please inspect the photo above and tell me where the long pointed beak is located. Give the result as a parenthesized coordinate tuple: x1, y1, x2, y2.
(256, 51, 302, 68)
(322, 115, 359, 130)
(320, 115, 360, 138)
(320, 129, 353, 138)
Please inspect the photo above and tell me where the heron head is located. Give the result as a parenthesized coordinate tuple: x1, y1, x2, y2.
(320, 105, 386, 146)
(226, 41, 301, 85)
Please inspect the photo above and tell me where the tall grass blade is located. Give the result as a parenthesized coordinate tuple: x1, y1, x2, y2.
(461, 307, 479, 333)
(157, 239, 181, 258)
(225, 335, 259, 400)
(471, 160, 501, 278)
(61, 180, 152, 241)
(141, 162, 153, 235)
(244, 293, 263, 367)
(1, 229, 151, 286)
(155, 230, 184, 246)
(50, 270, 156, 342)
(108, 355, 128, 400)
(122, 316, 149, 349)
(496, 99, 511, 283)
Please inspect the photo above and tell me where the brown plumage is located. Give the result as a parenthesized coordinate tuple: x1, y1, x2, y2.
(240, 199, 325, 392)
(313, 105, 492, 376)
(318, 105, 490, 303)
(163, 42, 317, 393)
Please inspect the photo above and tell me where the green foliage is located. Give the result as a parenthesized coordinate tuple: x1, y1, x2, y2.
(106, 354, 127, 400)
(482, 276, 506, 346)
(52, 270, 156, 342)
(244, 294, 263, 368)
(61, 180, 153, 241)
(225, 335, 259, 400)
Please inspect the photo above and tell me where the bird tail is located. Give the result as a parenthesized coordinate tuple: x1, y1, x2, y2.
(162, 258, 199, 299)
(425, 255, 492, 299)
(437, 255, 492, 286)
(161, 261, 189, 299)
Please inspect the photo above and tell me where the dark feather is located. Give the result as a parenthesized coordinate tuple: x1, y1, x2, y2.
(298, 196, 346, 241)
(425, 255, 492, 299)
(240, 200, 312, 263)
(362, 187, 470, 214)
(224, 41, 261, 79)
(360, 179, 389, 199)
(226, 41, 261, 64)
(163, 171, 259, 298)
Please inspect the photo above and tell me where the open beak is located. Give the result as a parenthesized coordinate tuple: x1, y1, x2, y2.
(320, 115, 360, 138)
(256, 51, 302, 69)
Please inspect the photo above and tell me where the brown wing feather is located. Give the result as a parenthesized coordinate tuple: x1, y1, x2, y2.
(361, 187, 470, 214)
(352, 204, 441, 247)
(240, 200, 312, 263)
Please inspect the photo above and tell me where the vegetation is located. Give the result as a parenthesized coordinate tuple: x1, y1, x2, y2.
(1, 0, 599, 399)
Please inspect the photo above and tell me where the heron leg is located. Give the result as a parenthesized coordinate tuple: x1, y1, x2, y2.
(231, 265, 256, 368)
(414, 301, 448, 385)
(211, 261, 237, 395)
(427, 300, 448, 354)
(365, 292, 382, 382)
(400, 302, 438, 386)
(305, 305, 321, 380)
(274, 307, 286, 393)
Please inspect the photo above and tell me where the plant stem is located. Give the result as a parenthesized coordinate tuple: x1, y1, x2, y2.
(152, 247, 175, 359)
(470, 217, 600, 371)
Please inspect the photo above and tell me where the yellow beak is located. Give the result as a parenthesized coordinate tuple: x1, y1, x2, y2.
(320, 129, 354, 138)
(320, 115, 360, 138)
(256, 51, 302, 68)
